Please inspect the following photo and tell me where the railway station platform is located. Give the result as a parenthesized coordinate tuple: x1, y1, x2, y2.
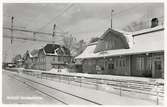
(3, 69, 164, 105)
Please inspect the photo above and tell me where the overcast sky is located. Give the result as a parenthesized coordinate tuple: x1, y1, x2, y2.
(3, 3, 164, 62)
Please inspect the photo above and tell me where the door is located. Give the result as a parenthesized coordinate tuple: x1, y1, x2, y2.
(154, 61, 162, 78)
(107, 58, 114, 75)
(153, 55, 163, 78)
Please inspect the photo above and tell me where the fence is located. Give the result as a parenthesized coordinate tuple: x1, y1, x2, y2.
(4, 68, 164, 105)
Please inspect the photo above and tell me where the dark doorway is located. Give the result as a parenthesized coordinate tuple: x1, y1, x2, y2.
(154, 61, 162, 78)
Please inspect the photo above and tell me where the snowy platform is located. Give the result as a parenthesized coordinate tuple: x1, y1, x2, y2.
(23, 68, 164, 84)
(5, 69, 163, 105)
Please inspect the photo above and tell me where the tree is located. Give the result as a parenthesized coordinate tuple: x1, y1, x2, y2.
(62, 35, 87, 57)
(62, 34, 77, 56)
(74, 40, 87, 56)
(122, 18, 149, 32)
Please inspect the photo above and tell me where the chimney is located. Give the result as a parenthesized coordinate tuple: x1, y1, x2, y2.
(151, 18, 159, 28)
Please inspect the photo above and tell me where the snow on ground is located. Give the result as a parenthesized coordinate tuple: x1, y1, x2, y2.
(48, 68, 69, 73)
(23, 68, 164, 84)
(4, 69, 164, 105)
(6, 70, 163, 105)
(2, 71, 63, 104)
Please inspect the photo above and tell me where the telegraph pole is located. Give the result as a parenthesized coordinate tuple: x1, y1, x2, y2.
(11, 16, 14, 63)
(111, 9, 114, 28)
(11, 16, 14, 60)
(11, 16, 14, 44)
(52, 24, 56, 44)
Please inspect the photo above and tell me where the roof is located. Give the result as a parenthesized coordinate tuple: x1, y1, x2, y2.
(76, 46, 163, 59)
(43, 44, 71, 56)
(132, 25, 164, 36)
(30, 49, 39, 58)
(76, 26, 164, 59)
(99, 28, 130, 49)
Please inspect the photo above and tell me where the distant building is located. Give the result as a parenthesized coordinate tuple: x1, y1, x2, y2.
(23, 50, 38, 69)
(15, 59, 23, 68)
(23, 44, 72, 71)
(76, 25, 164, 78)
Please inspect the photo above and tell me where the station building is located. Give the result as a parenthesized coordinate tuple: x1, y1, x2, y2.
(23, 44, 71, 71)
(76, 24, 164, 78)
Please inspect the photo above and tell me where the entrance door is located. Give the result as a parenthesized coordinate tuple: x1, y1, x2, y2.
(153, 55, 163, 78)
(154, 61, 162, 78)
(107, 59, 114, 75)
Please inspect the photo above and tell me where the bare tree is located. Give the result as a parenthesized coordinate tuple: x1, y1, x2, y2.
(62, 35, 87, 56)
(123, 20, 149, 32)
(62, 34, 77, 56)
(74, 40, 87, 56)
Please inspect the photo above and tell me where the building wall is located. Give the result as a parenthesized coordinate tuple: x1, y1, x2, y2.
(45, 56, 57, 71)
(35, 50, 46, 71)
(82, 59, 97, 74)
(82, 52, 164, 78)
(32, 57, 38, 69)
(131, 52, 164, 78)
(82, 56, 131, 75)
(133, 29, 164, 49)
(106, 56, 130, 76)
(33, 54, 72, 71)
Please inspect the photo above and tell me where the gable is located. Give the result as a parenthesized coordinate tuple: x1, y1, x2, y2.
(44, 44, 60, 54)
(76, 26, 164, 59)
(43, 44, 71, 56)
(38, 49, 45, 57)
(94, 28, 129, 53)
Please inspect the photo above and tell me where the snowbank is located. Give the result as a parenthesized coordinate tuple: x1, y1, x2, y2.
(16, 68, 164, 84)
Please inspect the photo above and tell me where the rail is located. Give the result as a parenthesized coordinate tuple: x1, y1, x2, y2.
(5, 68, 164, 105)
(6, 71, 102, 105)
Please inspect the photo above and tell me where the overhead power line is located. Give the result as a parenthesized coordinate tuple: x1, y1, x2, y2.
(37, 4, 74, 31)
(3, 27, 67, 37)
(3, 34, 62, 43)
(112, 5, 141, 16)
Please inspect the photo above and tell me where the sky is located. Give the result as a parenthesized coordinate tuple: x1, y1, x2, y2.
(2, 3, 164, 62)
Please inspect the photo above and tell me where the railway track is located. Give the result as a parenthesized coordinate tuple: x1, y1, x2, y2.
(4, 69, 164, 105)
(6, 72, 102, 105)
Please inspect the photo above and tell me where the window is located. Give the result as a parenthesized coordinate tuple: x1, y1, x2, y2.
(146, 56, 152, 71)
(58, 56, 61, 61)
(115, 60, 118, 67)
(105, 42, 108, 49)
(123, 60, 125, 67)
(108, 63, 114, 69)
(136, 56, 144, 71)
(53, 57, 55, 61)
(88, 60, 92, 65)
(120, 60, 122, 67)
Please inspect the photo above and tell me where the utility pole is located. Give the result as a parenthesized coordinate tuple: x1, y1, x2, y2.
(52, 24, 56, 44)
(10, 16, 14, 63)
(11, 16, 14, 44)
(111, 9, 114, 28)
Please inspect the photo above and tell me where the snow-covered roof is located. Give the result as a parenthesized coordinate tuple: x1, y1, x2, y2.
(76, 26, 164, 59)
(29, 51, 38, 58)
(132, 25, 164, 36)
(43, 44, 71, 56)
(76, 47, 163, 59)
